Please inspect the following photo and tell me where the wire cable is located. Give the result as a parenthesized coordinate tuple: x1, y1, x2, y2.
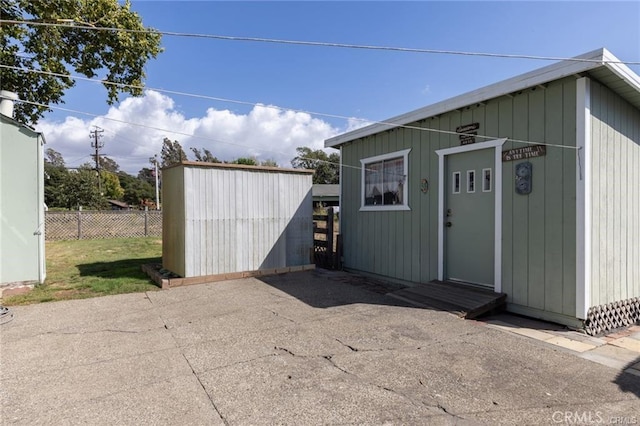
(1, 19, 639, 66)
(3, 65, 579, 151)
(21, 97, 580, 184)
(22, 99, 354, 171)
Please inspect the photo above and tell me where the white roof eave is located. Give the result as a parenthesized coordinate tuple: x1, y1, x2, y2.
(602, 49, 640, 94)
(325, 48, 613, 148)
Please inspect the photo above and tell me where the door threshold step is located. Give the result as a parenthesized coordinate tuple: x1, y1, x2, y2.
(387, 280, 506, 319)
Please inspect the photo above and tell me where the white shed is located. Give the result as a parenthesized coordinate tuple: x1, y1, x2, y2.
(162, 162, 314, 279)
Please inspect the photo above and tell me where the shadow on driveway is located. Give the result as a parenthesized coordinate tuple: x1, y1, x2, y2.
(257, 268, 418, 310)
(615, 356, 640, 397)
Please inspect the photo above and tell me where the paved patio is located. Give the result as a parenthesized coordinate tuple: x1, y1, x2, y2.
(1, 269, 639, 425)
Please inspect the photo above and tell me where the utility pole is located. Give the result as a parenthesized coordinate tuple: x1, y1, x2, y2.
(155, 159, 160, 210)
(151, 155, 160, 210)
(89, 126, 104, 195)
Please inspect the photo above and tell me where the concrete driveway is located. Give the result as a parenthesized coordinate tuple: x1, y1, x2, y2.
(1, 269, 639, 425)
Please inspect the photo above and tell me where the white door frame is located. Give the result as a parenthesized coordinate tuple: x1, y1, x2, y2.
(435, 138, 507, 292)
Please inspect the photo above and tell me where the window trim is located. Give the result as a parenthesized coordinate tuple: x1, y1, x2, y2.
(360, 148, 411, 211)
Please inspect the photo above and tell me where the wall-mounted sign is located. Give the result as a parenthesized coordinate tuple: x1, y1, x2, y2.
(456, 122, 479, 145)
(502, 145, 547, 162)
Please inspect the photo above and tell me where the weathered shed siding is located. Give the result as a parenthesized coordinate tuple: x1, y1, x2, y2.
(162, 163, 313, 278)
(162, 165, 185, 277)
(341, 77, 578, 318)
(589, 79, 640, 306)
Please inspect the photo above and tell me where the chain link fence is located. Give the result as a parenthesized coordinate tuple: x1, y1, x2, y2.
(45, 210, 162, 241)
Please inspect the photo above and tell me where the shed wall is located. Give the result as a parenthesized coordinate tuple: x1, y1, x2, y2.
(341, 77, 578, 318)
(0, 121, 44, 284)
(163, 165, 313, 278)
(589, 79, 640, 306)
(162, 166, 186, 276)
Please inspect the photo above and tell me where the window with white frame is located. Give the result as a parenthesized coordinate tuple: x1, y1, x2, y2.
(467, 170, 476, 193)
(482, 168, 492, 192)
(452, 172, 461, 194)
(360, 149, 411, 210)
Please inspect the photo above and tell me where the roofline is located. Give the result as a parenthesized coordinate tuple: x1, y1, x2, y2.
(326, 48, 637, 147)
(0, 113, 42, 137)
(163, 160, 314, 174)
(601, 48, 640, 95)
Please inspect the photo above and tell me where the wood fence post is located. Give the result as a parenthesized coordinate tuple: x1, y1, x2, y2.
(327, 207, 334, 267)
(144, 206, 149, 236)
(336, 234, 343, 270)
(77, 206, 82, 240)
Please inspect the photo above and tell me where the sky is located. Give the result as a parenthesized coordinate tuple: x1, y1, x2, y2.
(33, 1, 640, 175)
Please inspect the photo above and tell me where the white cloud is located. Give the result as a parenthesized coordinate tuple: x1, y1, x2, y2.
(36, 90, 342, 174)
(345, 117, 374, 133)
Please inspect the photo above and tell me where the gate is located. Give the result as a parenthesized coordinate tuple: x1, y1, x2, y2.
(313, 207, 341, 269)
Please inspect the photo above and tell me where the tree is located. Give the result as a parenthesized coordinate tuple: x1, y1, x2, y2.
(45, 147, 65, 167)
(232, 157, 258, 166)
(190, 147, 220, 163)
(80, 155, 120, 174)
(44, 150, 69, 208)
(98, 156, 120, 173)
(100, 171, 124, 200)
(59, 169, 106, 210)
(118, 171, 155, 207)
(160, 138, 187, 167)
(261, 159, 278, 167)
(137, 167, 156, 186)
(0, 0, 162, 125)
(291, 147, 340, 184)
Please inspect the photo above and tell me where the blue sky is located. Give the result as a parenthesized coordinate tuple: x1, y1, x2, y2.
(37, 1, 640, 174)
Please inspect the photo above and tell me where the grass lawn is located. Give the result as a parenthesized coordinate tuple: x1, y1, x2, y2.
(3, 237, 162, 305)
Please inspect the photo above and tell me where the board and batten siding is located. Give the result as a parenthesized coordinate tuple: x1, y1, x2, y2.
(162, 164, 313, 278)
(341, 77, 578, 318)
(162, 165, 186, 277)
(0, 118, 45, 285)
(589, 79, 640, 307)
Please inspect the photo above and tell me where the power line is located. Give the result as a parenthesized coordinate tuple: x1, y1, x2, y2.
(1, 65, 580, 151)
(20, 97, 579, 185)
(0, 64, 373, 125)
(23, 99, 352, 171)
(1, 19, 638, 66)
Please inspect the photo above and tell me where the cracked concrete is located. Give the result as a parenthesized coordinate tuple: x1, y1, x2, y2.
(1, 269, 639, 425)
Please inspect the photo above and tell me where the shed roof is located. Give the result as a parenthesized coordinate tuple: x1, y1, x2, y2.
(312, 184, 339, 198)
(163, 161, 314, 175)
(107, 199, 130, 209)
(0, 113, 44, 141)
(326, 48, 640, 148)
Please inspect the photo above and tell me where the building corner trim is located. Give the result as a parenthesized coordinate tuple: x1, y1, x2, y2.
(576, 77, 591, 320)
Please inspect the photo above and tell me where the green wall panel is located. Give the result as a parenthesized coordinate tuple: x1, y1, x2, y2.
(340, 77, 579, 319)
(589, 79, 640, 306)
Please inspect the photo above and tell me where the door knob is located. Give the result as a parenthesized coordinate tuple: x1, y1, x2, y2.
(446, 222, 452, 227)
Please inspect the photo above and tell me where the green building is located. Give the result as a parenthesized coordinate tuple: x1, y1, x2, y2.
(0, 91, 46, 293)
(326, 49, 640, 334)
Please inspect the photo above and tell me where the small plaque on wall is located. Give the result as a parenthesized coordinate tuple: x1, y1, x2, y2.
(456, 122, 479, 145)
(502, 145, 546, 162)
